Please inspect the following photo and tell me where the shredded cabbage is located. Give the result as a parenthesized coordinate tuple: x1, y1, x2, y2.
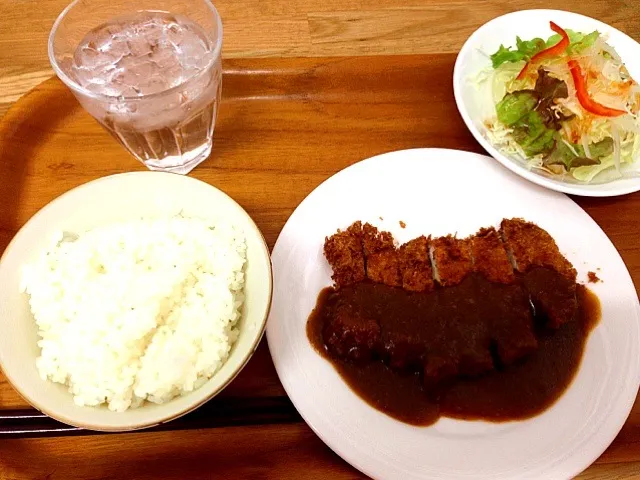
(572, 129, 639, 181)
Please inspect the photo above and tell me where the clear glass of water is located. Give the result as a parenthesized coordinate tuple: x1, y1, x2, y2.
(48, 0, 223, 174)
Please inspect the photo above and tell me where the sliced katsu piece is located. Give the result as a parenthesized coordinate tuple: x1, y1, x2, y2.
(479, 278, 538, 365)
(422, 277, 493, 392)
(468, 226, 537, 364)
(519, 267, 578, 330)
(500, 218, 576, 281)
(470, 227, 515, 284)
(500, 218, 577, 329)
(430, 235, 473, 287)
(322, 286, 381, 363)
(423, 227, 536, 388)
(398, 236, 435, 292)
(324, 221, 366, 287)
(362, 223, 402, 287)
(379, 310, 430, 371)
(424, 235, 493, 388)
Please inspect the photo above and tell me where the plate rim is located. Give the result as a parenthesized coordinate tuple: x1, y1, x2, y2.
(452, 8, 640, 197)
(266, 147, 640, 480)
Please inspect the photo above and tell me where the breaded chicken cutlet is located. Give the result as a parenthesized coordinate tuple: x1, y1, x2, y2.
(431, 236, 473, 287)
(362, 223, 402, 287)
(398, 236, 434, 292)
(471, 227, 515, 284)
(500, 218, 577, 328)
(500, 218, 576, 281)
(320, 218, 580, 392)
(323, 221, 366, 287)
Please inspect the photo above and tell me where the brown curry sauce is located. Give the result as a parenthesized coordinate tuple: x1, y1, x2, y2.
(307, 281, 600, 426)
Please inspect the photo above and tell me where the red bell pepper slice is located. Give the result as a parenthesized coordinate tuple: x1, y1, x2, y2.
(517, 21, 570, 80)
(568, 59, 626, 117)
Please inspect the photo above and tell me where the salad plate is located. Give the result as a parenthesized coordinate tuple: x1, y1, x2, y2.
(453, 9, 640, 196)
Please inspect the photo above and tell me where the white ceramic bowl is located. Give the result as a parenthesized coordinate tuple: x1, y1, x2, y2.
(0, 172, 272, 431)
(453, 9, 640, 197)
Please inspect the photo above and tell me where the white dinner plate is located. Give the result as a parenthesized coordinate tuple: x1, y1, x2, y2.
(266, 148, 640, 479)
(453, 9, 640, 197)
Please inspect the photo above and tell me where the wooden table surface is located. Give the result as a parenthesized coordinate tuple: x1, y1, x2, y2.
(1, 1, 640, 479)
(2, 0, 640, 119)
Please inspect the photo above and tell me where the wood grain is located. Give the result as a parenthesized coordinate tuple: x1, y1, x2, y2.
(1, 53, 639, 478)
(0, 421, 638, 480)
(1, 0, 639, 118)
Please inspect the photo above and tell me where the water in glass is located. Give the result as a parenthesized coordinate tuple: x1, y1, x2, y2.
(71, 11, 221, 173)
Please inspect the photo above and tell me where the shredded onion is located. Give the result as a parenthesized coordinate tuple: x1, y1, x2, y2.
(562, 138, 580, 156)
(556, 98, 583, 118)
(600, 59, 625, 83)
(595, 36, 622, 62)
(612, 115, 640, 134)
(562, 122, 573, 142)
(581, 135, 592, 158)
(542, 63, 571, 85)
(612, 120, 622, 175)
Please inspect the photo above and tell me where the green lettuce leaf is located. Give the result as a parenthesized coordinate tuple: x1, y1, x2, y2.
(588, 137, 614, 158)
(490, 37, 545, 68)
(491, 30, 600, 70)
(496, 68, 572, 132)
(516, 36, 546, 58)
(496, 91, 539, 126)
(512, 111, 556, 156)
(546, 29, 599, 54)
(545, 29, 581, 46)
(570, 31, 600, 53)
(544, 137, 577, 167)
(544, 136, 613, 169)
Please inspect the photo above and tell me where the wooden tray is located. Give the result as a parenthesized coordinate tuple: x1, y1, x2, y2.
(0, 54, 638, 465)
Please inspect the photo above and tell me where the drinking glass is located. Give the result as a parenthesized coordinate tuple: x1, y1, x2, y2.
(49, 0, 223, 174)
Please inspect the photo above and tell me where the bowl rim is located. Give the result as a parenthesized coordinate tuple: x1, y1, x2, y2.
(452, 8, 640, 197)
(0, 171, 273, 431)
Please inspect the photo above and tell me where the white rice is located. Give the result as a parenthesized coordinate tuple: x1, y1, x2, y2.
(20, 217, 246, 412)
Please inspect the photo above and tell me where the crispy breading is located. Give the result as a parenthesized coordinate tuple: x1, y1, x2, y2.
(431, 235, 473, 287)
(500, 218, 577, 282)
(470, 227, 515, 284)
(323, 221, 366, 287)
(362, 223, 401, 287)
(362, 223, 395, 254)
(398, 236, 434, 292)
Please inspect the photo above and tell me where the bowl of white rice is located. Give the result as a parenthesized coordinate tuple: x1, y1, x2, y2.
(0, 172, 272, 431)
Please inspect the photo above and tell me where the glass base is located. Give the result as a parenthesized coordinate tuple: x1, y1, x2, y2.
(140, 142, 212, 175)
